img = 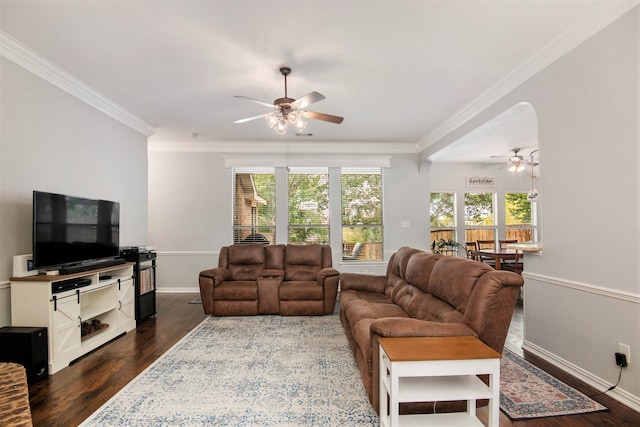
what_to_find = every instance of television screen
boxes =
[33,191,120,269]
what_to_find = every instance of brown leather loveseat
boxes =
[199,243,339,316]
[339,246,524,413]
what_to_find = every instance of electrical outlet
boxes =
[619,343,631,365]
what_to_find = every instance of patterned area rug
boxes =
[80,314,379,426]
[80,311,607,426]
[500,349,608,419]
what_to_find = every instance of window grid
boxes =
[288,167,330,245]
[341,168,383,261]
[232,167,276,245]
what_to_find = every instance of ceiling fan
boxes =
[234,67,344,134]
[506,148,538,172]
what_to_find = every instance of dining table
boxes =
[476,248,522,270]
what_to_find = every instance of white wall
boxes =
[147,150,429,290]
[427,7,640,408]
[0,58,149,327]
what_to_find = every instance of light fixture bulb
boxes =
[508,164,517,172]
[517,164,525,172]
[288,110,301,124]
[274,120,287,135]
[265,113,278,128]
[295,119,307,132]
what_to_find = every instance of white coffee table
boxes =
[379,336,501,427]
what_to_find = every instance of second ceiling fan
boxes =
[234,67,344,134]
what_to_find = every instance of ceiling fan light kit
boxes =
[235,66,343,135]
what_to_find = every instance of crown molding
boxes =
[0,30,155,137]
[418,0,640,152]
[223,155,392,168]
[147,140,418,154]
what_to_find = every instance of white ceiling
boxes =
[0,0,635,162]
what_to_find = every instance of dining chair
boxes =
[501,250,524,275]
[499,239,523,272]
[465,241,478,261]
[476,240,496,267]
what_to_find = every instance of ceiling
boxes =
[0,0,634,162]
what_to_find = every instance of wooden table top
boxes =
[379,336,501,362]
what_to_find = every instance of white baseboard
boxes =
[523,340,640,412]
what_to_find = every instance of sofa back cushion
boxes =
[265,244,285,270]
[386,247,421,279]
[284,244,323,281]
[227,244,266,281]
[404,252,442,294]
[428,256,492,313]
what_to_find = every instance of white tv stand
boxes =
[10,263,136,374]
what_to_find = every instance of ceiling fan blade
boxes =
[234,96,274,109]
[291,91,325,109]
[302,110,344,124]
[234,113,267,124]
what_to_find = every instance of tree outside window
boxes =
[465,192,496,241]
[430,192,456,244]
[505,193,533,242]
[288,168,329,244]
[341,168,383,261]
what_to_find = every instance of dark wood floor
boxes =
[28,293,640,426]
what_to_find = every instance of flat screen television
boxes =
[33,190,120,270]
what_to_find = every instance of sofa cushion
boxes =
[416,294,465,323]
[390,282,428,319]
[343,295,408,328]
[284,245,322,281]
[428,256,492,313]
[386,247,421,279]
[213,281,258,300]
[228,244,266,281]
[404,252,442,293]
[279,281,324,300]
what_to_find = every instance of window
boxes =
[288,167,329,244]
[341,168,383,261]
[505,193,533,242]
[430,192,456,245]
[465,192,496,242]
[232,167,275,244]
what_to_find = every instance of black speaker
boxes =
[0,326,48,383]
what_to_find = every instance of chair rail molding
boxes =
[0,30,155,137]
[522,272,640,304]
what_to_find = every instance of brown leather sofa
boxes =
[199,243,339,316]
[339,246,524,413]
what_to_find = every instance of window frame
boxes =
[341,167,384,262]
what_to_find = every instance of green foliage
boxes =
[252,174,276,226]
[465,193,495,225]
[288,172,329,242]
[342,173,383,244]
[430,192,455,227]
[505,193,531,224]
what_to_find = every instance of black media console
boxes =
[120,247,157,324]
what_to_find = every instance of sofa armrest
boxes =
[370,317,478,338]
[199,267,232,286]
[260,269,284,279]
[339,272,387,293]
[317,267,339,283]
